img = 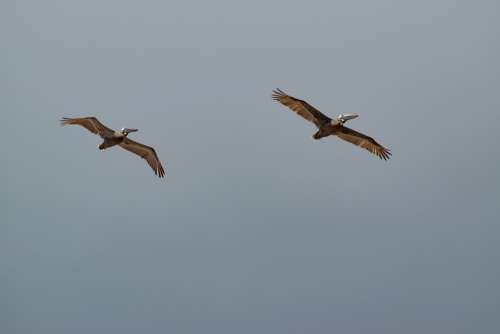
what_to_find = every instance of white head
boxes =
[120,128,138,136]
[336,113,359,124]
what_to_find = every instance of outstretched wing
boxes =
[119,138,166,178]
[335,126,391,160]
[272,89,331,128]
[60,117,115,138]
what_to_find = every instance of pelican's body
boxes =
[97,128,137,150]
[61,117,165,177]
[313,114,360,140]
[272,89,391,160]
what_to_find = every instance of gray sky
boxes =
[3,0,500,333]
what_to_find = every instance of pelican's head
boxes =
[336,113,359,124]
[121,128,138,136]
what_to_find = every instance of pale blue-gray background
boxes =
[3,0,499,333]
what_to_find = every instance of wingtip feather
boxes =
[60,117,71,126]
[272,88,287,100]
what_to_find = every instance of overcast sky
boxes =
[3,0,500,333]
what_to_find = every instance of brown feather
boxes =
[119,138,166,178]
[272,89,331,128]
[335,126,391,160]
[60,117,114,138]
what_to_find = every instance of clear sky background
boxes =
[3,0,500,333]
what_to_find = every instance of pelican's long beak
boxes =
[125,128,138,133]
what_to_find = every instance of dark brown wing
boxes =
[272,89,331,128]
[335,126,391,160]
[119,138,166,178]
[60,117,115,138]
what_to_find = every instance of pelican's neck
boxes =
[113,131,126,138]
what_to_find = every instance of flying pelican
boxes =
[60,117,166,177]
[272,89,391,160]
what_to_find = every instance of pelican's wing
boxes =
[119,138,166,178]
[272,89,331,128]
[335,126,391,160]
[60,117,115,138]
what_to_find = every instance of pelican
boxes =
[272,89,391,160]
[60,117,166,177]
